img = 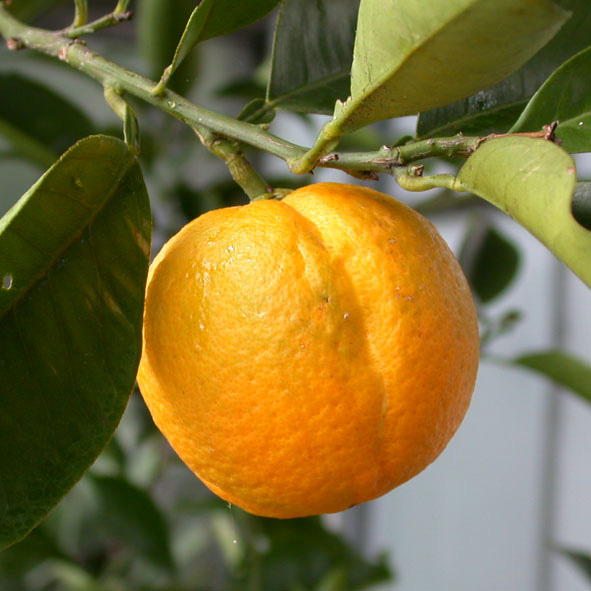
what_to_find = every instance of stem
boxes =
[393,166,458,192]
[72,0,88,28]
[0,6,305,162]
[114,0,131,15]
[195,129,272,201]
[288,118,343,174]
[104,85,140,153]
[0,6,562,183]
[63,9,133,39]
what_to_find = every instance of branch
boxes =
[0,6,563,184]
[194,128,273,201]
[0,5,305,163]
[63,9,133,39]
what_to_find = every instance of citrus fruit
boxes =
[138,182,479,518]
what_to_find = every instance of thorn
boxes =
[543,121,559,142]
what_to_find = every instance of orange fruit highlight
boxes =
[138,182,479,518]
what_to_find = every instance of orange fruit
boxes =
[138,182,479,518]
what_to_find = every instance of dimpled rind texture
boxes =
[138,183,479,518]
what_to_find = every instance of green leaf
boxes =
[136,0,197,93]
[237,514,392,590]
[510,46,591,152]
[455,137,591,286]
[266,0,359,114]
[555,547,591,580]
[192,0,280,43]
[460,223,520,303]
[514,351,590,402]
[0,526,66,578]
[237,98,276,125]
[0,136,151,550]
[573,182,591,231]
[417,0,591,138]
[153,0,280,94]
[0,73,94,167]
[333,0,568,133]
[88,475,174,571]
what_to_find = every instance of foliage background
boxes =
[0,1,589,590]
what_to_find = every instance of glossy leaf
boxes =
[455,137,591,286]
[89,475,174,571]
[510,47,591,152]
[514,351,590,402]
[237,98,276,125]
[266,0,358,114]
[417,0,590,138]
[333,0,568,133]
[573,182,591,230]
[0,136,151,550]
[136,0,197,92]
[0,73,93,167]
[154,0,280,92]
[460,223,520,303]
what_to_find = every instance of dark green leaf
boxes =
[153,0,280,92]
[0,526,65,578]
[234,514,392,590]
[266,0,358,114]
[514,350,590,401]
[510,46,591,153]
[555,547,591,580]
[573,182,591,230]
[237,98,276,125]
[336,0,567,133]
[89,475,174,571]
[136,0,198,92]
[417,99,525,139]
[0,73,94,167]
[192,0,280,43]
[460,223,520,303]
[417,0,591,138]
[456,137,590,286]
[6,0,67,21]
[0,135,151,550]
[217,78,266,102]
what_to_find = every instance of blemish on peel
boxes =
[343,312,350,320]
[566,167,576,174]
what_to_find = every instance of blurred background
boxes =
[0,1,589,590]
